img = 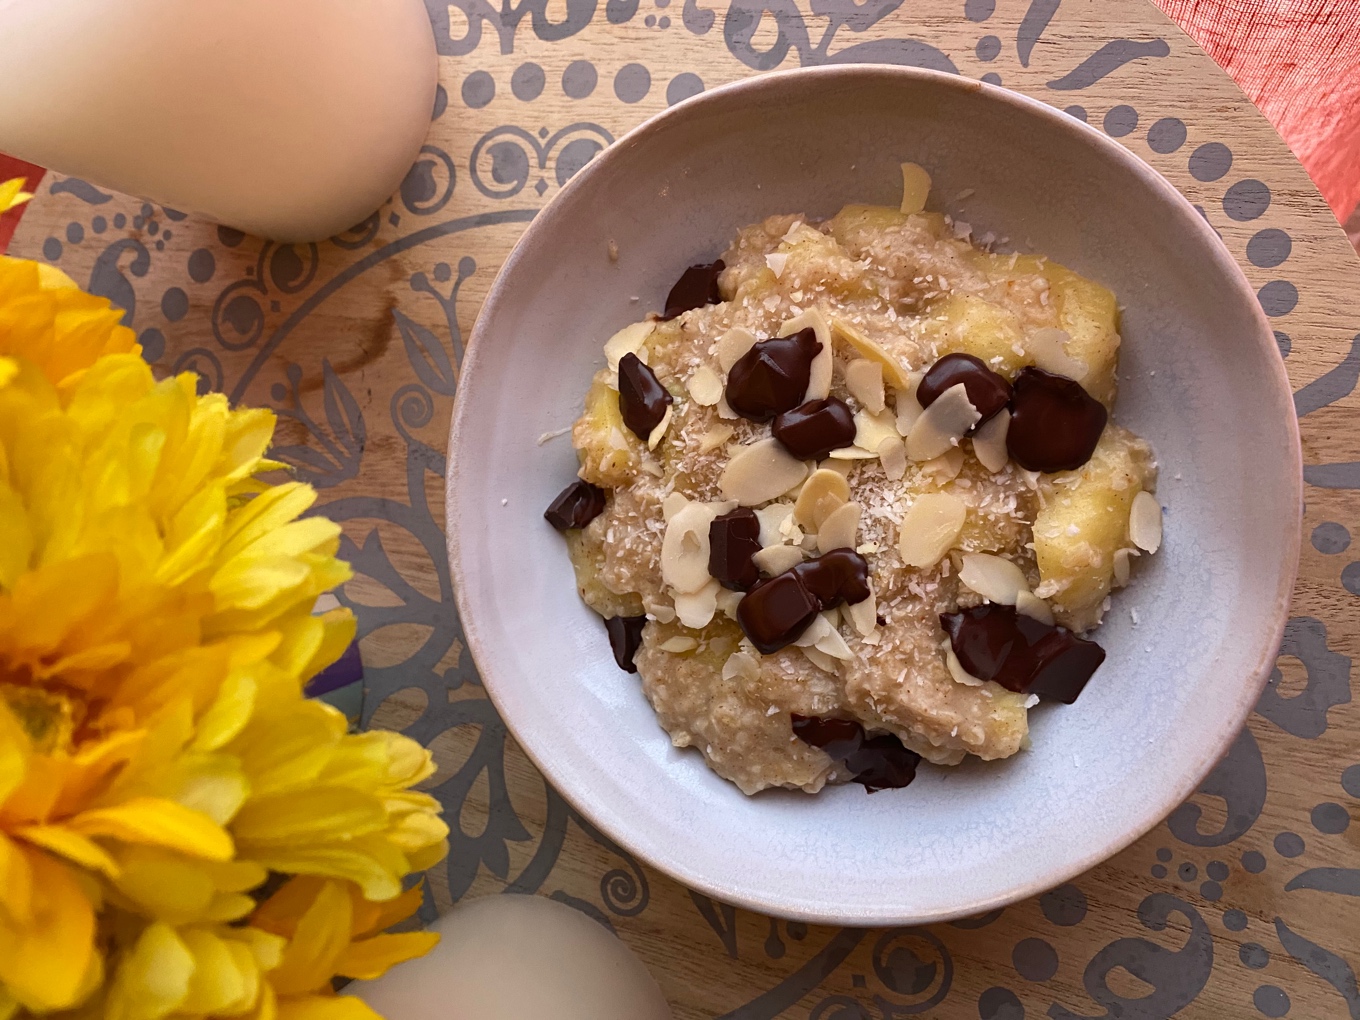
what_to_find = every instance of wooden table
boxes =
[12,1,1360,1015]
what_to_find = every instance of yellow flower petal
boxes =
[267,880,353,996]
[334,931,440,981]
[72,798,233,860]
[276,994,383,1020]
[0,849,96,1012]
[0,179,32,215]
[13,823,120,877]
[105,922,192,1020]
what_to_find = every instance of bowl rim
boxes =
[445,63,1303,924]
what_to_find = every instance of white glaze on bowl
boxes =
[446,66,1302,925]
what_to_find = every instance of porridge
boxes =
[544,165,1161,796]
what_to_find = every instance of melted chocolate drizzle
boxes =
[724,328,823,423]
[791,715,921,792]
[939,604,1106,704]
[917,352,1012,425]
[662,259,726,320]
[1006,367,1108,473]
[736,550,870,652]
[736,573,820,654]
[617,353,673,440]
[792,549,870,608]
[604,615,648,673]
[708,507,762,591]
[544,480,608,531]
[772,397,857,459]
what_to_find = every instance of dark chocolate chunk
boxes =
[544,480,607,531]
[604,615,648,673]
[793,549,870,607]
[662,259,725,320]
[772,397,857,460]
[725,328,823,423]
[617,353,674,440]
[939,603,1106,704]
[791,715,921,792]
[916,353,1012,426]
[708,507,762,591]
[736,572,820,654]
[1006,367,1108,473]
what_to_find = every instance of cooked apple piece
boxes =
[565,527,645,619]
[1032,426,1156,630]
[924,293,1027,377]
[573,371,639,487]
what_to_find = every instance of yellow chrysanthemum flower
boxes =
[0,257,448,1019]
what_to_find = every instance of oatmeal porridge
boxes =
[544,165,1161,796]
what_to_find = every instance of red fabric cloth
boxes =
[1153,0,1360,222]
[0,155,43,255]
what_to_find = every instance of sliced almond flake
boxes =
[698,423,735,453]
[659,636,699,653]
[715,588,745,620]
[1027,327,1089,382]
[847,583,878,637]
[845,359,885,414]
[661,501,719,593]
[639,456,665,478]
[972,410,1010,472]
[828,445,878,460]
[907,382,980,461]
[894,372,926,434]
[755,502,796,547]
[817,500,860,554]
[662,492,690,521]
[830,317,912,389]
[715,326,760,372]
[815,623,853,661]
[686,365,724,406]
[853,408,900,454]
[900,161,932,215]
[604,320,656,373]
[1112,547,1140,588]
[959,553,1030,605]
[801,645,840,674]
[793,468,850,530]
[781,220,805,242]
[781,308,833,401]
[753,544,804,575]
[944,642,984,686]
[644,594,677,624]
[919,447,965,484]
[716,394,739,420]
[898,491,966,568]
[766,704,780,717]
[719,438,810,506]
[794,611,836,648]
[818,458,853,479]
[722,650,760,682]
[765,252,789,278]
[673,579,720,629]
[856,542,880,555]
[1129,490,1163,553]
[800,532,820,553]
[1023,693,1040,709]
[647,403,673,450]
[1015,590,1055,625]
[878,437,908,481]
[778,511,805,545]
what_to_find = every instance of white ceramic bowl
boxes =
[446,66,1301,925]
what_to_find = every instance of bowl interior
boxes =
[447,67,1300,924]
